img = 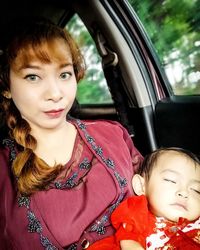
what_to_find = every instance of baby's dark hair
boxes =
[137,147,200,181]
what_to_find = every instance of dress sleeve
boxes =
[119,123,144,172]
[79,119,143,175]
[0,147,12,249]
[107,120,143,173]
[112,195,156,248]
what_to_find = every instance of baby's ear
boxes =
[132,174,145,195]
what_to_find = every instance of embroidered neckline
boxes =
[3,118,127,250]
[49,133,94,190]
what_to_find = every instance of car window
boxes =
[128,0,200,96]
[65,14,113,104]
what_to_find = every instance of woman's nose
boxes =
[45,80,63,102]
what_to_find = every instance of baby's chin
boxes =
[152,207,197,222]
[159,216,179,223]
[156,211,188,223]
[163,213,196,223]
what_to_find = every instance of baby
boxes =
[89,147,200,249]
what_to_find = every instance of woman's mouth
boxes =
[44,109,64,118]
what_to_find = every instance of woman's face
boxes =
[9,38,77,133]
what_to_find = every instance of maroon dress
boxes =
[0,118,143,250]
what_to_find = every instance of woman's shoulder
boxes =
[77,119,127,135]
[0,139,13,175]
[72,118,135,151]
[0,142,13,195]
[0,139,10,157]
[79,118,120,125]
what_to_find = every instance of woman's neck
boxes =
[32,121,77,167]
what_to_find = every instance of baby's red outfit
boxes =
[89,195,200,249]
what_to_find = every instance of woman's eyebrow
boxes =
[18,64,41,71]
[18,62,73,71]
[59,62,73,68]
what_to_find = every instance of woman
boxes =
[0,17,143,249]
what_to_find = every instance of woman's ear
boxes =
[2,91,11,99]
[132,174,146,195]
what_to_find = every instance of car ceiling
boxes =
[0,0,72,32]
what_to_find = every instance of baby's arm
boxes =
[120,240,144,250]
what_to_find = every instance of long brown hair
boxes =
[0,17,85,196]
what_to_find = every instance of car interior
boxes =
[0,0,200,158]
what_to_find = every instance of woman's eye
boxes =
[164,178,176,184]
[24,74,39,82]
[60,72,71,80]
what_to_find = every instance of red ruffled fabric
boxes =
[89,195,200,250]
[88,195,156,249]
[112,195,156,247]
[167,229,200,249]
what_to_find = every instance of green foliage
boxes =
[66,15,113,104]
[76,77,112,104]
[66,2,200,98]
[129,0,200,95]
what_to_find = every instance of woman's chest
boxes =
[2,162,119,249]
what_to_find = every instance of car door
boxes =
[77,0,200,157]
[117,0,200,157]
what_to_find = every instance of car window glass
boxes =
[65,14,113,104]
[128,0,200,96]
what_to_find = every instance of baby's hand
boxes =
[120,240,144,250]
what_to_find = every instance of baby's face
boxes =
[145,151,200,222]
